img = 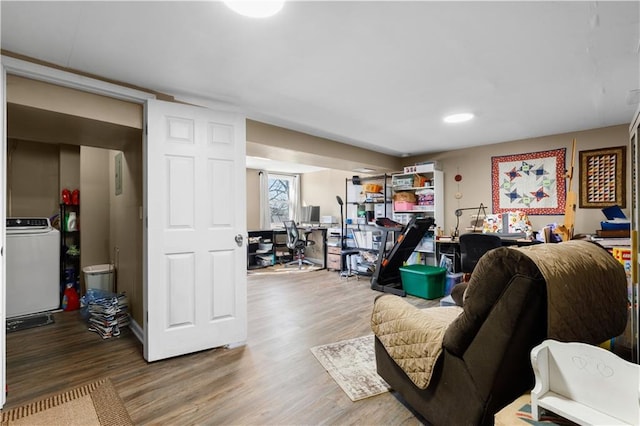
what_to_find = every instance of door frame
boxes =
[2,56,155,104]
[0,55,155,408]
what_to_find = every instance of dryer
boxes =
[6,218,60,318]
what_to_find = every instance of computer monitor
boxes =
[309,206,320,223]
[302,205,320,224]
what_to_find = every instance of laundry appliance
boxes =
[6,218,60,318]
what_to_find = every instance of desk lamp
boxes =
[454,203,487,237]
[336,195,345,249]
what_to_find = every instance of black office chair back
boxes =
[283,220,301,250]
[459,233,502,274]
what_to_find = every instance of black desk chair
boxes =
[283,220,316,269]
[459,233,502,280]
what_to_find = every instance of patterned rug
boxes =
[1,378,132,425]
[310,334,390,401]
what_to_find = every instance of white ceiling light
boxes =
[224,1,285,18]
[443,113,475,124]
[353,167,376,173]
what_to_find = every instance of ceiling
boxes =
[1,1,639,163]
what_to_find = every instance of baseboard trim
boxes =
[129,318,143,343]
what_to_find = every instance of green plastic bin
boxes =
[399,264,447,299]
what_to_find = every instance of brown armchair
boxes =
[371,240,627,425]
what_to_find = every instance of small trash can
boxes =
[83,264,114,292]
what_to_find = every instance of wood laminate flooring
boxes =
[5,269,439,425]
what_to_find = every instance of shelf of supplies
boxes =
[395,208,435,213]
[348,201,390,205]
[393,185,434,191]
[414,187,436,193]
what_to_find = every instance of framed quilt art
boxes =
[578,146,626,208]
[491,148,566,215]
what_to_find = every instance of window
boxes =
[268,173,295,227]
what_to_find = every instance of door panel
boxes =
[145,99,246,362]
[0,54,7,409]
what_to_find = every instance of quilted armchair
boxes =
[371,240,627,425]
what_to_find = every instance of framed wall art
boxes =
[579,146,626,208]
[491,148,566,215]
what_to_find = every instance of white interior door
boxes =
[0,47,7,409]
[144,99,247,361]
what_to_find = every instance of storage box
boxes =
[601,221,630,231]
[394,177,414,187]
[399,264,446,299]
[258,242,273,251]
[256,254,273,267]
[393,213,413,225]
[363,183,383,193]
[612,247,632,277]
[394,201,416,211]
[413,175,428,187]
[445,272,464,296]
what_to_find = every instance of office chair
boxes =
[283,220,316,269]
[459,233,502,280]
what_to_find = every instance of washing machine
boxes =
[6,218,60,318]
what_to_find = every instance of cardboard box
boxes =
[612,247,632,277]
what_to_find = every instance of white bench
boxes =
[530,339,640,425]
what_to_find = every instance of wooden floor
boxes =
[5,269,439,425]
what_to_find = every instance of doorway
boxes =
[6,82,144,330]
[1,57,249,409]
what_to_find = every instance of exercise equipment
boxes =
[370,216,436,296]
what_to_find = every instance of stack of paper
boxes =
[86,293,130,339]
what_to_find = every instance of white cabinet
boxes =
[391,163,444,265]
[391,164,443,228]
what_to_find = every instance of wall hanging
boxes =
[578,145,626,208]
[491,148,566,215]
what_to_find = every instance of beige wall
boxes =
[247,120,402,174]
[7,139,60,217]
[300,169,355,222]
[80,146,111,282]
[409,125,629,235]
[246,169,261,230]
[7,75,143,130]
[249,124,630,238]
[109,144,143,323]
[59,145,80,199]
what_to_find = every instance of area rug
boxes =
[0,378,133,426]
[310,334,390,401]
[247,263,322,275]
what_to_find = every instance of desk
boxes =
[303,228,327,268]
[436,238,541,274]
[272,227,328,268]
